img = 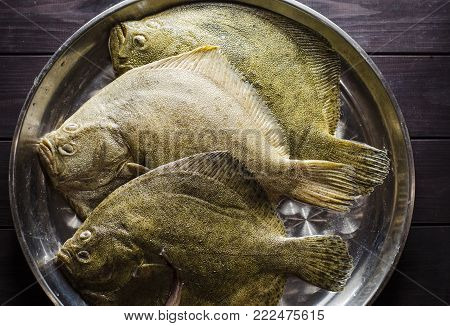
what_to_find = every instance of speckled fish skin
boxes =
[57,223,175,305]
[57,152,353,305]
[38,46,360,220]
[109,2,390,195]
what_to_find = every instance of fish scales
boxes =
[110,2,390,196]
[38,46,360,220]
[57,152,353,305]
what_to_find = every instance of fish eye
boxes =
[76,250,91,263]
[79,230,91,241]
[132,35,147,49]
[63,123,79,133]
[58,143,75,156]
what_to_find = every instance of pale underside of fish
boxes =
[38,46,360,221]
[109,2,390,196]
[57,152,353,305]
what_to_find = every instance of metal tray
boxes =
[9,0,414,306]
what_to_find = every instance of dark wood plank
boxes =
[0,0,449,54]
[372,56,450,138]
[0,229,52,305]
[0,0,447,309]
[412,140,450,224]
[0,142,12,228]
[0,56,49,139]
[0,226,446,305]
[374,226,450,305]
[1,140,450,226]
[2,55,450,139]
[0,0,121,54]
[303,0,450,54]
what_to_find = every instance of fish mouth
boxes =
[115,64,134,75]
[116,23,127,41]
[117,64,133,70]
[37,137,58,176]
[56,248,73,272]
[109,24,135,74]
[109,23,127,54]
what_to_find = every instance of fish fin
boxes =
[132,262,168,279]
[228,274,286,305]
[161,151,286,234]
[65,196,93,221]
[324,94,341,136]
[98,260,174,305]
[323,135,390,194]
[121,162,150,177]
[281,23,342,135]
[150,151,285,232]
[316,49,341,135]
[156,151,274,213]
[158,248,184,306]
[166,273,183,306]
[144,46,290,158]
[281,235,353,292]
[81,290,116,305]
[272,160,359,212]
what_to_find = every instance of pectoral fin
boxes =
[81,289,116,305]
[132,262,168,279]
[166,277,183,306]
[159,248,183,306]
[122,259,174,305]
[120,162,150,178]
[66,196,95,221]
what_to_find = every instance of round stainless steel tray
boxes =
[9,0,414,306]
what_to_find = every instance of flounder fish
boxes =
[57,224,176,305]
[38,46,359,220]
[109,2,390,195]
[57,152,353,305]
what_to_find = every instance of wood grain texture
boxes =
[0,230,52,305]
[0,56,49,139]
[1,140,449,226]
[372,56,450,138]
[374,226,450,305]
[0,0,121,54]
[1,0,449,307]
[0,0,450,54]
[302,0,450,54]
[0,226,447,305]
[0,142,11,227]
[412,140,450,224]
[1,55,449,139]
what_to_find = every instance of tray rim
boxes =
[9,0,415,306]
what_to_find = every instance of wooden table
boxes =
[1,0,449,305]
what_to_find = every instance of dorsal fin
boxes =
[279,23,341,134]
[153,151,271,212]
[228,274,285,305]
[142,46,290,158]
[154,152,285,235]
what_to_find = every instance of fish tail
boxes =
[278,236,353,292]
[330,138,390,194]
[271,159,359,212]
[306,133,390,195]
